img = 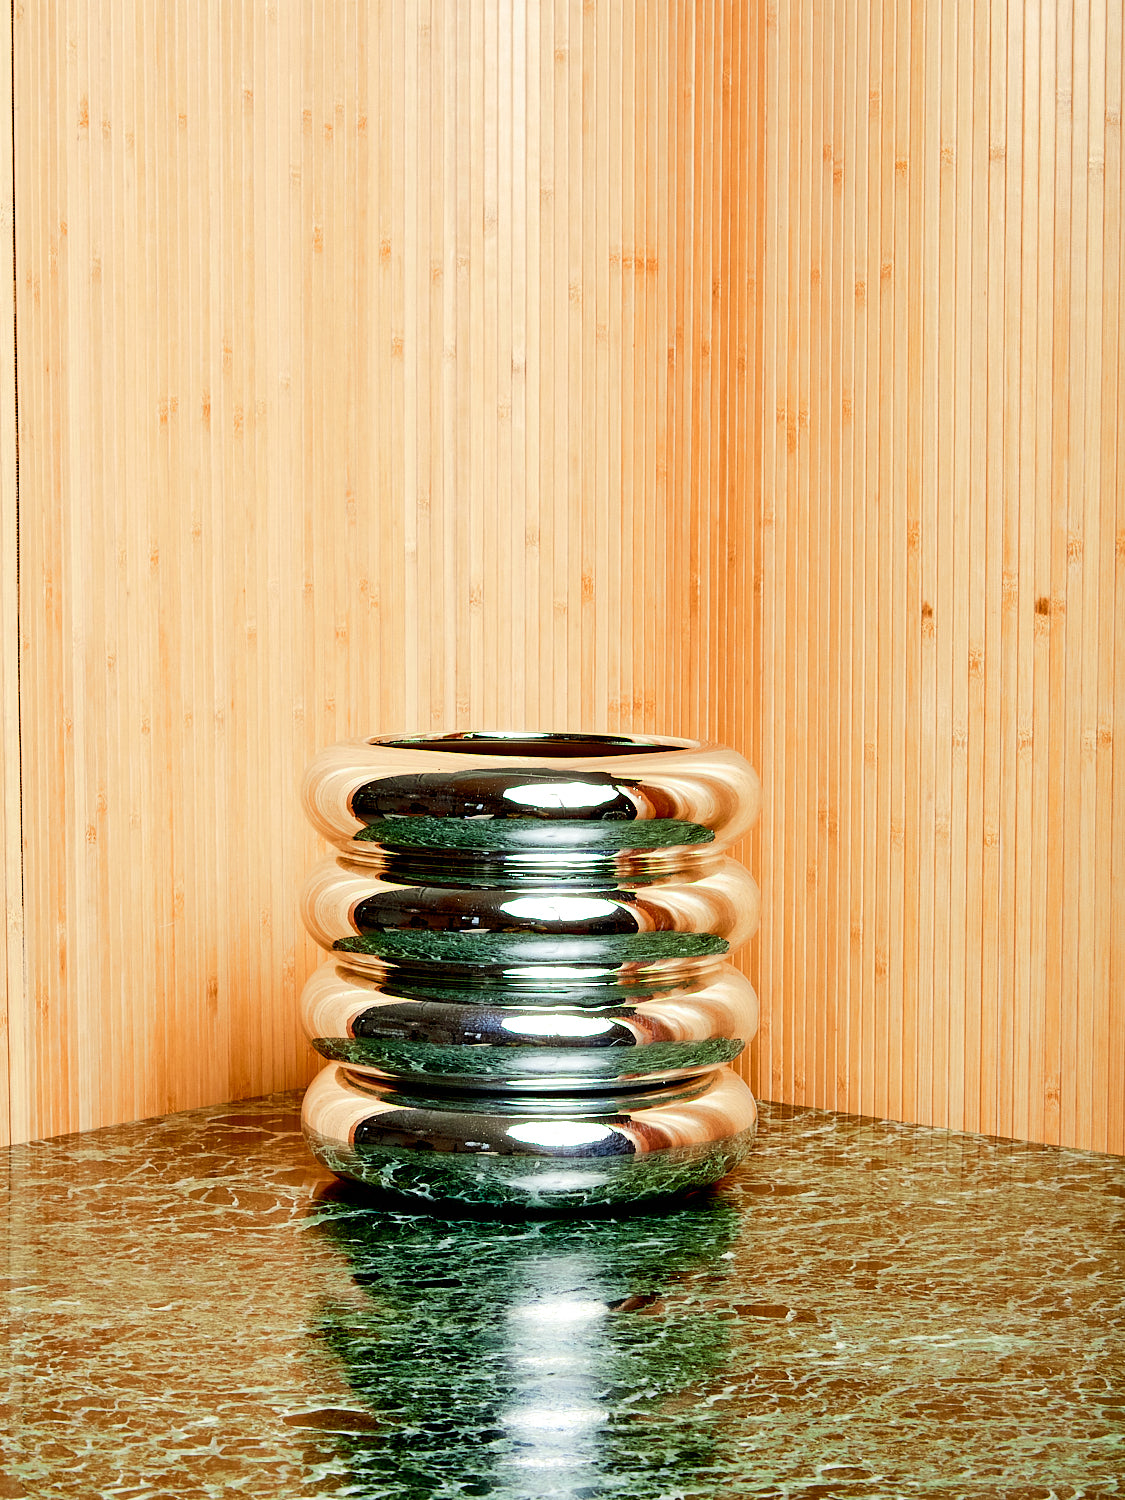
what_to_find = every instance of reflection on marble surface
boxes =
[307,1192,739,1496]
[2,1094,1123,1499]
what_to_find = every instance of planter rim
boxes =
[367,729,706,759]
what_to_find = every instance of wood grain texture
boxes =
[3,1,1122,1154]
[0,0,19,1146]
[755,0,1125,1153]
[6,1,756,1142]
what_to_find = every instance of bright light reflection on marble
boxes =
[497,1257,616,1494]
[506,1298,609,1325]
[502,1406,609,1431]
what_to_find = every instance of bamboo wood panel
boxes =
[5,0,1122,1155]
[6,2,757,1143]
[0,5,18,1146]
[755,0,1125,1152]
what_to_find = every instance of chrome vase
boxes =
[299,731,761,1211]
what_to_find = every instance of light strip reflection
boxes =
[500,1259,614,1494]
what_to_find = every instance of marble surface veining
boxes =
[2,1095,1123,1499]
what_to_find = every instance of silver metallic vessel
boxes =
[299,731,762,1210]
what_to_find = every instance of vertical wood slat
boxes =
[754,0,1125,1154]
[5,2,755,1144]
[0,0,19,1145]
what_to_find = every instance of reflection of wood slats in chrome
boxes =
[2,2,1122,1155]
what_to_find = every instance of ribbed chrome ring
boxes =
[300,854,761,967]
[300,956,759,1091]
[302,732,761,859]
[302,1062,758,1210]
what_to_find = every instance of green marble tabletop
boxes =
[2,1093,1122,1500]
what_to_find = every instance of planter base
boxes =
[302,1063,758,1211]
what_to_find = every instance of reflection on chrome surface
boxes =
[301,1065,758,1209]
[303,733,761,854]
[300,732,762,1205]
[501,779,625,809]
[300,854,760,948]
[300,956,759,1091]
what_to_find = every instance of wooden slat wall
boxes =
[4,1,1121,1154]
[755,0,1125,1153]
[6,2,757,1143]
[0,2,19,1146]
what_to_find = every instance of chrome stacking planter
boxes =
[299,731,762,1211]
